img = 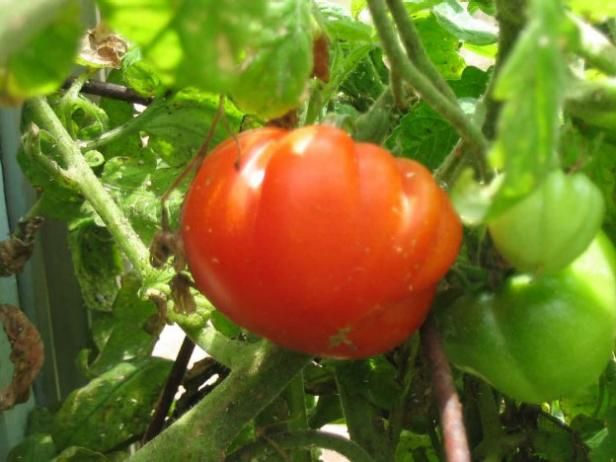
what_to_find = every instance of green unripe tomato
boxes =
[488,170,604,274]
[436,233,616,404]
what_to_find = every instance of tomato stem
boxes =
[367,0,489,156]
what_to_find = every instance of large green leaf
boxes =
[143,88,243,166]
[0,0,83,104]
[386,67,488,169]
[97,0,267,92]
[83,276,158,377]
[52,358,172,452]
[230,0,313,119]
[68,221,124,312]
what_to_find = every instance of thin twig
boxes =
[421,322,471,462]
[141,335,195,443]
[61,77,153,106]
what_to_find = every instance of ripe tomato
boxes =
[181,125,461,358]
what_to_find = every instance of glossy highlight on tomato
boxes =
[181,125,462,358]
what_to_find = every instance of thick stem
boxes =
[26,97,152,278]
[385,0,457,103]
[367,0,488,156]
[129,342,310,461]
[226,430,376,462]
[421,322,471,462]
[565,78,616,125]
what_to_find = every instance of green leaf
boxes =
[97,0,267,93]
[414,14,466,80]
[52,358,172,452]
[52,447,108,462]
[83,276,158,377]
[121,48,164,98]
[230,0,313,119]
[433,0,498,45]
[395,430,439,462]
[100,153,183,242]
[387,102,460,169]
[386,67,488,169]
[404,0,443,14]
[0,0,83,104]
[567,0,616,21]
[318,2,374,42]
[468,0,495,15]
[589,407,616,461]
[68,221,124,312]
[7,433,56,462]
[351,0,368,17]
[487,0,567,216]
[144,89,243,166]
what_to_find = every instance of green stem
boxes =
[335,361,394,461]
[26,97,152,279]
[385,0,457,103]
[179,324,252,369]
[129,342,310,461]
[81,102,160,151]
[226,430,376,462]
[569,14,616,75]
[285,372,312,462]
[367,0,488,156]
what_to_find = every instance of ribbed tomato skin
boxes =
[181,125,461,358]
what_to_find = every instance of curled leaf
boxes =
[0,216,44,277]
[0,305,45,411]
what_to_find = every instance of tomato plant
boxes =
[182,125,462,358]
[488,169,605,274]
[436,233,616,403]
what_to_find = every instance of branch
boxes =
[421,322,471,462]
[226,430,376,462]
[62,77,154,106]
[385,0,457,103]
[25,97,152,279]
[570,14,616,75]
[129,342,310,461]
[141,336,195,443]
[366,0,488,156]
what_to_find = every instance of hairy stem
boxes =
[226,430,376,462]
[367,0,488,155]
[26,97,152,278]
[130,342,310,461]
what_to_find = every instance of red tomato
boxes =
[181,125,461,358]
